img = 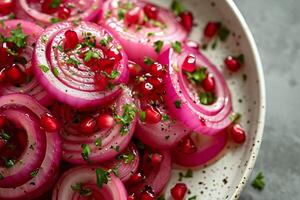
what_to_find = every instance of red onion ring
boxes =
[32,21,129,108]
[172,131,228,167]
[103,144,140,182]
[127,149,171,196]
[99,0,187,67]
[59,87,137,164]
[0,20,52,106]
[158,46,233,135]
[52,166,127,200]
[135,101,190,149]
[0,94,61,200]
[15,0,103,26]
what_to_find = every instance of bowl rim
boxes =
[224,0,266,199]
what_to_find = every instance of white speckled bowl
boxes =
[153,0,266,199]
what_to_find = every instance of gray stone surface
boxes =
[234,0,300,199]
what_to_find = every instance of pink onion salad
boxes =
[126,144,172,198]
[33,21,129,108]
[98,0,187,67]
[52,166,127,200]
[0,20,53,106]
[172,131,228,167]
[15,0,103,26]
[158,45,233,135]
[53,87,138,164]
[0,94,61,200]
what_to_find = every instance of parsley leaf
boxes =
[81,144,91,162]
[52,67,59,77]
[175,100,182,109]
[50,17,61,24]
[185,68,207,84]
[153,40,164,53]
[118,9,126,20]
[39,64,49,73]
[140,111,146,122]
[229,112,241,123]
[71,183,93,196]
[30,169,39,178]
[178,169,193,181]
[252,172,265,190]
[199,92,216,105]
[94,138,102,147]
[84,50,100,62]
[7,24,27,48]
[171,41,182,53]
[114,104,137,135]
[50,0,61,8]
[96,168,110,188]
[117,152,135,164]
[171,0,185,16]
[4,158,15,168]
[218,24,230,41]
[67,57,81,67]
[100,36,113,46]
[144,57,154,66]
[188,196,197,200]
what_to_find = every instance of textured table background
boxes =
[233,0,300,199]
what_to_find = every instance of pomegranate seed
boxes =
[5,65,23,84]
[106,49,122,62]
[96,114,114,129]
[0,0,13,15]
[139,81,154,95]
[171,183,188,200]
[149,62,165,77]
[41,0,59,14]
[0,115,6,129]
[127,194,135,200]
[148,77,163,88]
[143,3,158,20]
[125,7,140,25]
[98,57,116,69]
[129,172,144,184]
[0,69,6,83]
[144,107,161,124]
[0,45,14,68]
[150,153,163,167]
[40,113,59,132]
[128,61,142,77]
[202,74,215,92]
[140,191,155,200]
[180,11,194,32]
[186,40,200,50]
[80,117,97,134]
[182,54,196,72]
[94,73,108,90]
[231,124,246,144]
[58,6,71,20]
[178,136,197,154]
[204,22,219,38]
[224,56,241,72]
[64,30,79,51]
[0,138,5,149]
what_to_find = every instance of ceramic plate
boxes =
[152,0,266,199]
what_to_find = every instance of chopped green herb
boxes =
[0,173,3,180]
[108,70,119,79]
[50,17,61,24]
[252,172,265,190]
[140,111,146,122]
[117,152,135,164]
[211,39,218,49]
[153,40,164,53]
[71,183,93,196]
[157,195,166,200]
[30,169,39,177]
[229,112,241,123]
[96,168,110,188]
[171,0,185,16]
[50,0,61,8]
[111,145,120,152]
[52,67,59,77]
[218,25,230,41]
[162,114,170,121]
[8,13,15,19]
[199,92,216,105]
[185,68,207,84]
[188,195,197,200]
[201,44,208,50]
[5,159,15,168]
[151,20,167,29]
[57,45,63,52]
[114,104,137,135]
[171,41,182,53]
[67,57,81,67]
[84,50,100,62]
[144,57,154,66]
[94,138,102,147]
[178,169,193,181]
[147,32,155,37]
[0,132,10,140]
[175,100,182,108]
[7,24,27,48]
[236,54,245,65]
[39,64,49,73]
[99,36,113,46]
[118,9,126,20]
[81,144,91,162]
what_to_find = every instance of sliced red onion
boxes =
[99,0,187,67]
[0,94,61,200]
[103,144,139,182]
[172,131,228,167]
[32,21,129,108]
[127,149,171,196]
[52,166,127,200]
[15,0,103,26]
[0,20,52,106]
[135,101,190,149]
[59,87,137,164]
[158,46,233,135]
